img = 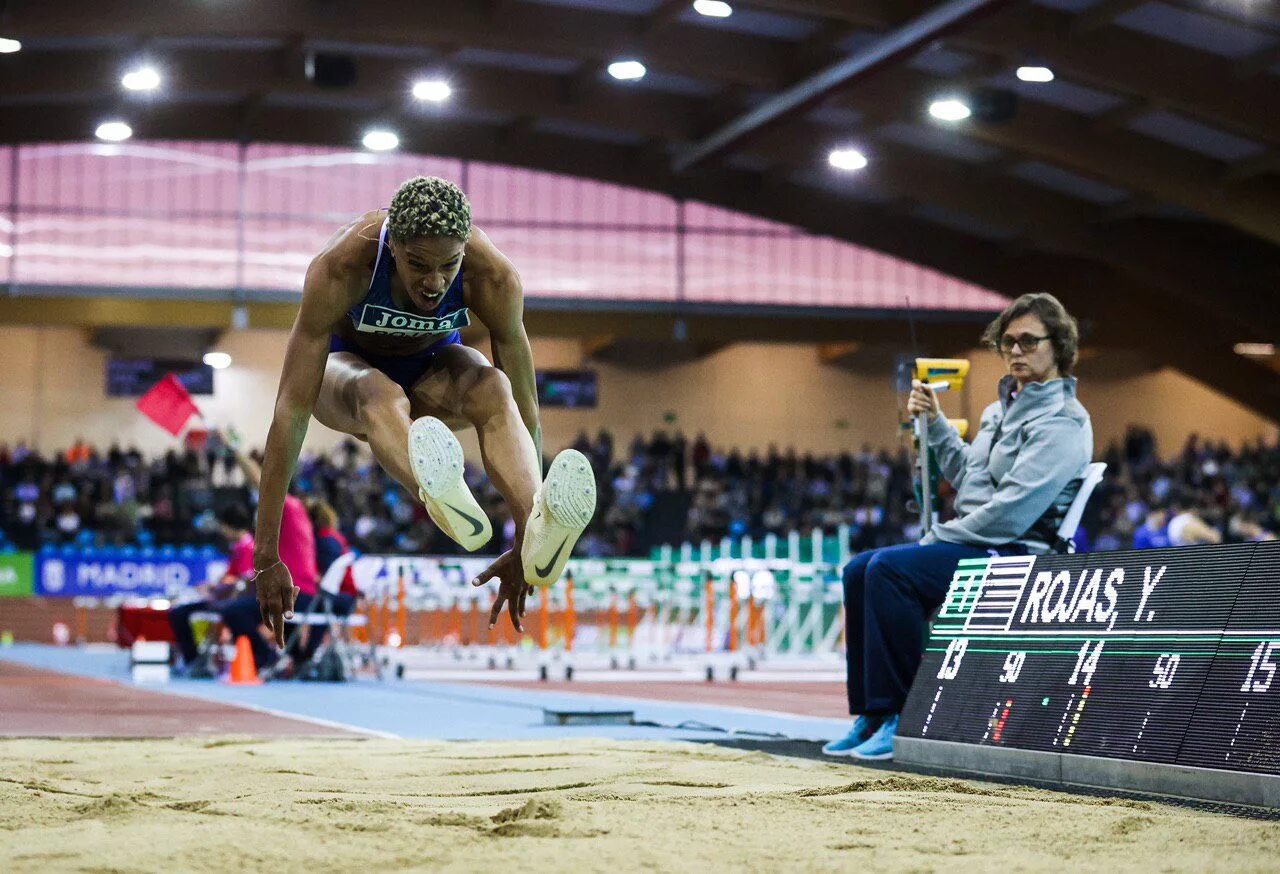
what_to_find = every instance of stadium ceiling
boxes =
[3,0,1280,415]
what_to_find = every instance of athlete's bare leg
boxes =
[408,345,540,532]
[312,352,419,494]
[313,347,539,533]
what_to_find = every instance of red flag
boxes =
[135,374,201,436]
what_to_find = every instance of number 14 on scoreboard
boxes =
[1068,640,1104,686]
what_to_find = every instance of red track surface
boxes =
[494,680,850,719]
[0,662,359,737]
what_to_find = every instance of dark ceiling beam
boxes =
[743,1,1280,145]
[4,0,792,90]
[0,51,704,142]
[1165,0,1280,35]
[640,0,691,35]
[16,0,1278,150]
[824,70,1280,247]
[958,101,1280,247]
[1067,0,1145,35]
[740,0,891,28]
[1088,98,1159,133]
[1234,43,1280,79]
[959,6,1280,145]
[1223,151,1280,185]
[1093,196,1158,225]
[672,0,1009,172]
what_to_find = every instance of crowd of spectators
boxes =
[2,424,1276,557]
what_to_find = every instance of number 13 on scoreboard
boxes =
[937,638,968,680]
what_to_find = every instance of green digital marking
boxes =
[925,647,1223,657]
[1041,697,1050,706]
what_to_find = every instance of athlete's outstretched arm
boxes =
[467,229,543,469]
[252,229,364,644]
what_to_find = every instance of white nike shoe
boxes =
[408,416,492,552]
[521,449,597,588]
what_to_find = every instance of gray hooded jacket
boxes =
[920,375,1093,554]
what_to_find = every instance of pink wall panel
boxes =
[239,218,336,291]
[243,146,463,220]
[13,213,239,288]
[6,141,1006,312]
[682,231,1008,310]
[0,146,10,284]
[484,225,676,301]
[469,162,676,227]
[16,142,241,214]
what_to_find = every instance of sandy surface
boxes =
[1,738,1277,873]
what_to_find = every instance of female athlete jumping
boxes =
[251,176,595,643]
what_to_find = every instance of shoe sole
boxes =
[521,449,596,588]
[408,416,492,552]
[849,749,894,761]
[820,746,862,758]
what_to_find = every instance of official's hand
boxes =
[907,379,942,421]
[472,549,534,634]
[254,561,300,648]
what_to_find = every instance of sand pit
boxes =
[2,738,1277,872]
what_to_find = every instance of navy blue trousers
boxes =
[842,542,1021,716]
[221,592,316,670]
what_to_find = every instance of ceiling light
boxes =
[928,98,971,122]
[607,60,647,81]
[412,79,452,102]
[95,121,133,142]
[121,65,162,92]
[693,0,733,17]
[362,129,399,151]
[1016,65,1054,83]
[203,352,232,370]
[828,147,868,171]
[1234,342,1276,357]
[0,37,21,54]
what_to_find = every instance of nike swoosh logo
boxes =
[444,502,484,537]
[535,538,570,578]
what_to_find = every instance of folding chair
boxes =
[262,552,379,681]
[1052,462,1107,554]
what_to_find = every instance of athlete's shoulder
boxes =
[464,226,521,289]
[314,209,386,277]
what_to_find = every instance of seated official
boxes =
[295,497,359,666]
[169,504,254,675]
[210,432,321,674]
[824,292,1094,761]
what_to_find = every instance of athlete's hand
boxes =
[472,550,534,634]
[907,379,942,421]
[254,561,300,648]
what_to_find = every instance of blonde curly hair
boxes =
[387,175,472,243]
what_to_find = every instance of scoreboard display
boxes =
[536,370,597,408]
[898,542,1280,776]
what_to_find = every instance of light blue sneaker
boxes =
[821,715,879,757]
[850,714,899,760]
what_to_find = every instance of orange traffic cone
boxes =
[227,635,262,685]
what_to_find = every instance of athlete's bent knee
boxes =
[352,369,410,423]
[461,366,513,416]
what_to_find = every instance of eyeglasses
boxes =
[998,333,1050,354]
